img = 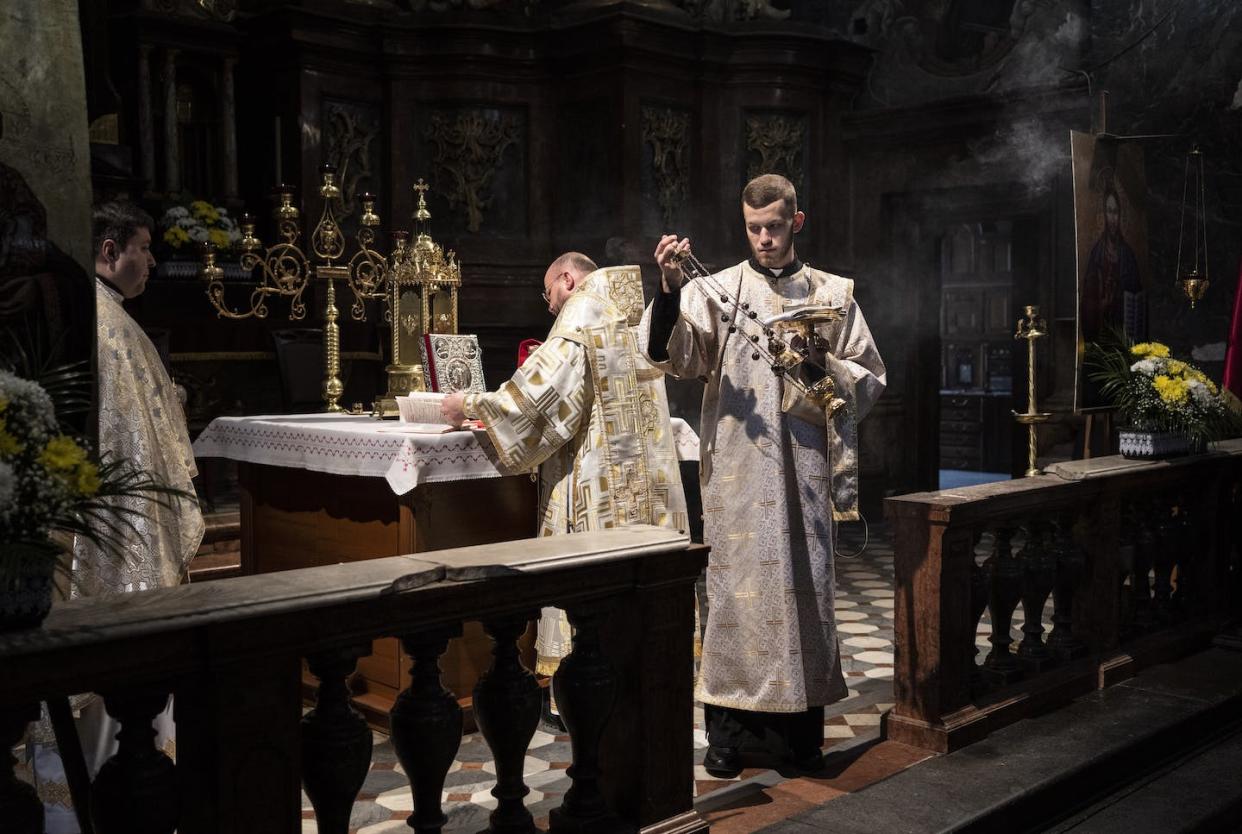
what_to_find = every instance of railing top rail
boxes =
[0,526,689,661]
[885,440,1242,523]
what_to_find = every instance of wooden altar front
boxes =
[196,412,701,728]
[238,461,538,728]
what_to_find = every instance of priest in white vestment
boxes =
[30,203,202,832]
[441,252,689,724]
[641,175,886,777]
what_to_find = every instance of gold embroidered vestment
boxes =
[465,266,689,672]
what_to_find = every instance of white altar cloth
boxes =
[193,413,700,496]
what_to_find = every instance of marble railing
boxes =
[884,440,1242,753]
[0,526,707,834]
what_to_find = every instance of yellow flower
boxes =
[191,201,219,223]
[75,462,100,496]
[1166,359,1188,376]
[0,424,23,456]
[0,394,8,413]
[164,226,190,248]
[208,228,231,249]
[1131,342,1170,359]
[1153,374,1188,405]
[39,435,88,473]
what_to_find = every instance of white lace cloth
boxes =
[193,413,700,495]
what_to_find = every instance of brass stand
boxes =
[1013,305,1050,477]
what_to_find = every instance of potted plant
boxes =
[0,368,189,630]
[1086,332,1236,459]
[158,200,242,278]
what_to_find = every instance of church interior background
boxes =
[3,0,1242,832]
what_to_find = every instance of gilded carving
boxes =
[324,102,379,223]
[745,113,805,190]
[641,105,690,229]
[424,109,521,233]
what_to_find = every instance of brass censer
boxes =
[670,249,847,415]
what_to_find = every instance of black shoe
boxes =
[703,745,743,778]
[541,689,566,734]
[787,747,824,773]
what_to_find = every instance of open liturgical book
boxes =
[394,392,484,434]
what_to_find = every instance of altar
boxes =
[193,413,700,725]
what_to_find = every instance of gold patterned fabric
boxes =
[641,261,885,712]
[465,266,688,673]
[73,282,204,597]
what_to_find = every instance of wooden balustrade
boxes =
[884,440,1242,753]
[0,526,707,834]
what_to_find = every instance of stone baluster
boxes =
[967,530,992,696]
[90,689,177,834]
[550,601,617,833]
[1017,520,1057,673]
[1151,497,1178,623]
[1047,513,1087,660]
[1170,496,1194,614]
[0,704,42,834]
[983,525,1023,686]
[391,627,464,834]
[301,644,374,834]
[1131,501,1157,633]
[474,614,542,834]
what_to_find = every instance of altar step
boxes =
[758,646,1242,833]
[189,509,242,581]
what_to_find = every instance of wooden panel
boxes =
[241,463,539,725]
[942,290,983,338]
[246,467,400,574]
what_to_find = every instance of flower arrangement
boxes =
[160,200,241,254]
[0,368,188,591]
[1086,332,1236,448]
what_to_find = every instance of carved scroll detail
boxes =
[745,113,805,189]
[324,102,379,223]
[642,105,690,229]
[424,110,521,233]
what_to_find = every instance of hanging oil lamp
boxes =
[1175,147,1209,308]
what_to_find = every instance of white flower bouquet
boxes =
[160,200,242,254]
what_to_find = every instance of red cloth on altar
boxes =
[518,338,542,368]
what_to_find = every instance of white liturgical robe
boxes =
[641,260,886,713]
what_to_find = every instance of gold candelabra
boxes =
[202,169,462,416]
[1013,305,1050,477]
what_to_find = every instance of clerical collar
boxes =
[95,274,125,300]
[748,256,802,280]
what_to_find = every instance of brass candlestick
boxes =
[1013,305,1051,477]
[202,166,391,413]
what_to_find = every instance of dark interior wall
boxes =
[824,0,1242,499]
[79,0,1242,510]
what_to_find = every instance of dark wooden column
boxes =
[598,547,708,833]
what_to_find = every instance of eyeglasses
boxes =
[541,271,569,304]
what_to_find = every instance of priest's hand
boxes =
[440,392,467,428]
[655,234,691,293]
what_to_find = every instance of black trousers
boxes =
[705,703,825,758]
